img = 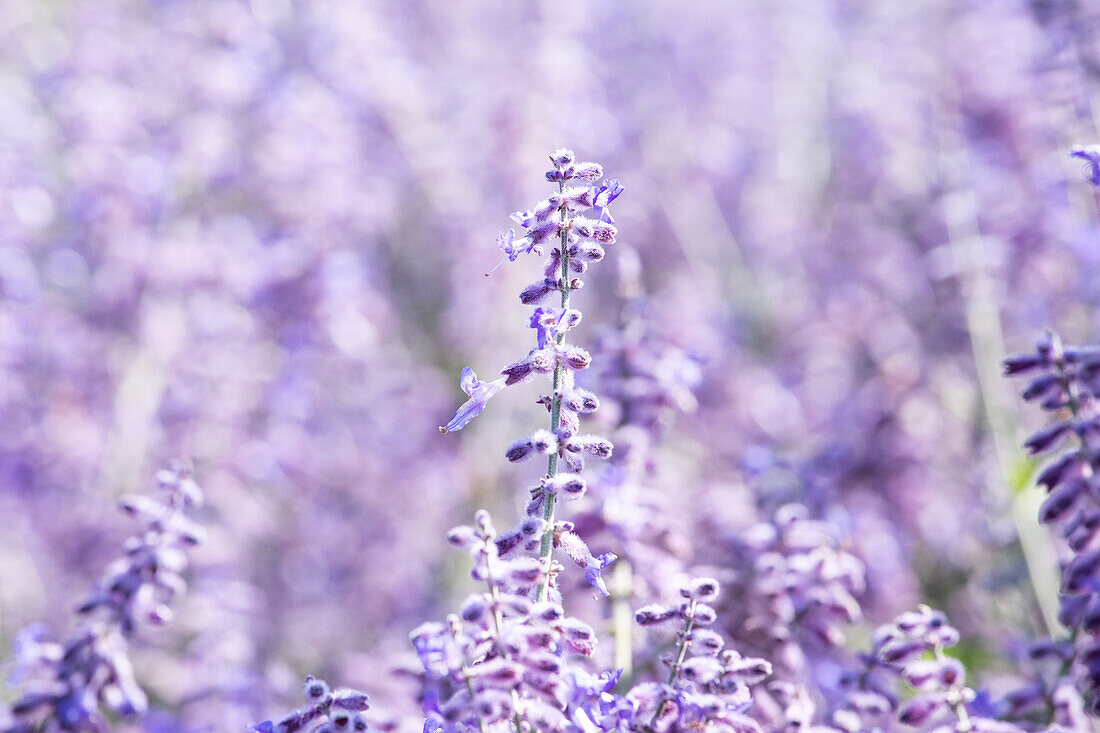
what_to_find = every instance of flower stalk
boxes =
[537,175,573,602]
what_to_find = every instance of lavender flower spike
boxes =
[1070,145,1100,186]
[439,367,506,433]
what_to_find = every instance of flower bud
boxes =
[592,224,616,243]
[543,474,587,498]
[519,278,557,305]
[1024,421,1071,454]
[501,357,535,386]
[575,242,605,261]
[460,594,491,625]
[573,162,604,182]
[502,558,543,587]
[551,149,575,167]
[689,628,725,656]
[534,196,563,221]
[505,432,553,462]
[683,577,721,602]
[562,186,594,207]
[690,603,717,626]
[681,656,722,684]
[303,676,330,702]
[558,344,592,370]
[560,618,596,655]
[897,694,947,726]
[568,434,612,459]
[564,388,599,413]
[633,603,673,625]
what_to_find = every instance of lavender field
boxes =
[4,1,1100,731]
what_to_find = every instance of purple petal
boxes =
[459,366,479,396]
[1071,146,1100,186]
[584,552,618,597]
[440,371,506,433]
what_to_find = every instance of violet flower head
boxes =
[439,367,506,433]
[1070,145,1100,186]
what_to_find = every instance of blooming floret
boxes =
[1071,145,1100,186]
[438,367,506,433]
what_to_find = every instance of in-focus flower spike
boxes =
[439,367,506,434]
[1070,145,1100,186]
[418,151,632,733]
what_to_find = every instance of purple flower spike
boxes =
[591,179,624,223]
[1071,146,1100,186]
[439,367,506,433]
[584,552,618,597]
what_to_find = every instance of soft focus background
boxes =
[2,0,1100,728]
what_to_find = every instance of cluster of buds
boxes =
[412,511,598,732]
[247,677,370,733]
[727,503,865,674]
[830,606,1020,733]
[633,578,773,731]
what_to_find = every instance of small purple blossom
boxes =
[439,367,506,433]
[584,551,618,597]
[1071,145,1100,186]
[528,307,581,349]
[487,228,542,275]
[591,179,625,223]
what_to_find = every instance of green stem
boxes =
[933,645,971,732]
[536,180,572,603]
[651,601,696,726]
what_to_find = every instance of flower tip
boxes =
[438,426,448,434]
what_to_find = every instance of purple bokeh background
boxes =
[2,0,1100,729]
